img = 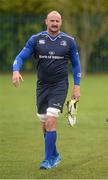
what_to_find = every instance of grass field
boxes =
[0,73,108,179]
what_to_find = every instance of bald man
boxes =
[12,11,81,169]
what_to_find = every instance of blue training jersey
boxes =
[13,31,81,85]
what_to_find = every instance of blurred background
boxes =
[0,0,108,75]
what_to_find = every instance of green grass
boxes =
[0,73,108,179]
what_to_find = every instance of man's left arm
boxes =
[70,38,81,101]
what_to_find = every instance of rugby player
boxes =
[12,11,81,169]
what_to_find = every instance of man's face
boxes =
[45,13,62,35]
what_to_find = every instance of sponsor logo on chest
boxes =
[49,51,55,55]
[39,39,45,44]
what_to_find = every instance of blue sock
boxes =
[52,133,59,157]
[44,132,58,157]
[45,131,57,160]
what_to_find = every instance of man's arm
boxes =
[70,38,81,101]
[12,36,35,87]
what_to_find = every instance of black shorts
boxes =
[36,79,68,114]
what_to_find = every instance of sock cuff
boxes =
[46,131,56,134]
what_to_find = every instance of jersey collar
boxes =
[41,31,64,41]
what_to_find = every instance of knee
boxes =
[45,107,60,131]
[45,116,57,131]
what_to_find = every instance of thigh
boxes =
[36,81,49,114]
[48,80,68,112]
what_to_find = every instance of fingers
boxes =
[72,94,80,101]
[19,75,24,82]
[12,77,20,87]
[12,71,23,87]
[13,78,20,87]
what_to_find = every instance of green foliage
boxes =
[0,14,43,71]
[0,0,60,15]
[0,0,108,73]
[88,32,108,72]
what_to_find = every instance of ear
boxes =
[45,19,47,26]
[61,19,62,25]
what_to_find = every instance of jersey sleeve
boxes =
[13,36,35,71]
[70,38,81,85]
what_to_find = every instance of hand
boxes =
[72,85,80,101]
[12,71,23,87]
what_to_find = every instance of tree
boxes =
[0,0,108,74]
[51,0,108,74]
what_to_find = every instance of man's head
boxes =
[45,11,62,36]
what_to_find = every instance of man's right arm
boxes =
[12,36,35,87]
